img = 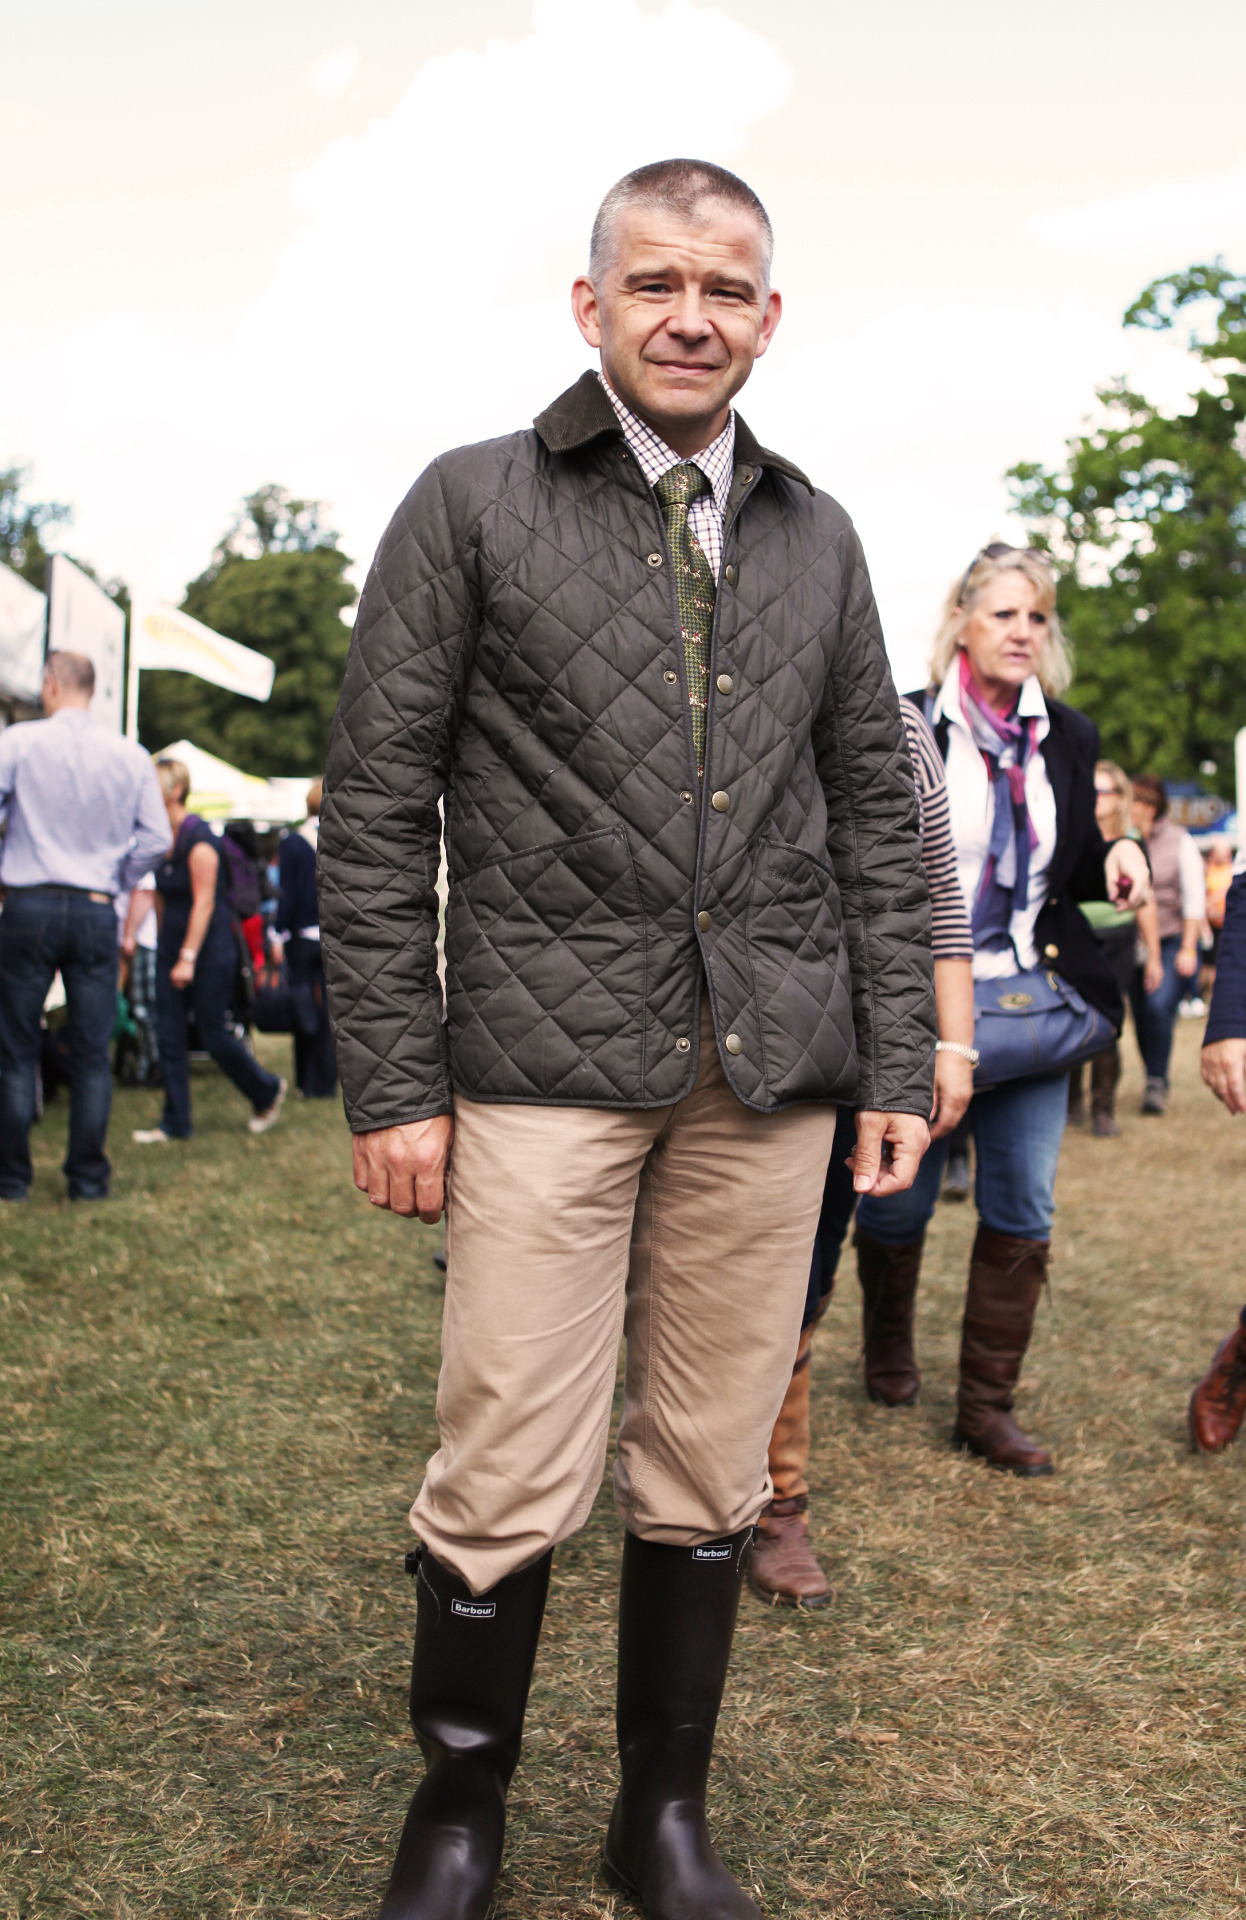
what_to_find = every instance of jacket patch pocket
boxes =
[746,842,854,1101]
[446,826,647,1102]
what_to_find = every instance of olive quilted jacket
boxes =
[319,372,935,1131]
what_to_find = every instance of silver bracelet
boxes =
[936,1040,980,1066]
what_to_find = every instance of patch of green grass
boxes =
[1,1027,1244,1917]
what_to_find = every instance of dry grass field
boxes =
[2,1020,1244,1918]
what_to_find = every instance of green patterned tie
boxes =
[654,463,716,780]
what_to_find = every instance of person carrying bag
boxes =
[851,543,1150,1477]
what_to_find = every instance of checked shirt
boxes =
[598,373,735,778]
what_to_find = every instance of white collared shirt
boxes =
[598,372,735,582]
[931,664,1058,979]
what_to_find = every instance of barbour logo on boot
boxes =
[451,1598,497,1619]
[693,1544,732,1561]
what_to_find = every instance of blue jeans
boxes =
[1129,934,1185,1085]
[155,960,280,1138]
[0,887,118,1199]
[856,1071,1070,1246]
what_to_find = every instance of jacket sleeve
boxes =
[318,460,479,1131]
[813,527,936,1114]
[1061,713,1115,904]
[1205,872,1246,1044]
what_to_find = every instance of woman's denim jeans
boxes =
[856,1070,1070,1246]
[155,961,280,1138]
[1128,933,1186,1086]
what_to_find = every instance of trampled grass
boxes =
[1,1024,1244,1917]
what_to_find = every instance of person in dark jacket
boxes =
[1191,870,1246,1450]
[853,544,1150,1479]
[270,780,336,1099]
[319,159,935,1920]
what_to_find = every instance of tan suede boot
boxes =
[748,1328,830,1609]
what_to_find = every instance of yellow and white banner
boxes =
[130,602,275,702]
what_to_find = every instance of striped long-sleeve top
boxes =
[899,695,974,962]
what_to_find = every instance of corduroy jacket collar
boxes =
[533,369,814,494]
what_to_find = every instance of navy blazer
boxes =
[1205,872,1246,1044]
[912,690,1123,1028]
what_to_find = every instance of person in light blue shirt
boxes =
[0,649,169,1201]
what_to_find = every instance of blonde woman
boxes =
[854,544,1151,1475]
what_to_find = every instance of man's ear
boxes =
[571,275,603,349]
[752,288,782,362]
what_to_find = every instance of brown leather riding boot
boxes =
[1189,1310,1246,1453]
[1090,1045,1121,1137]
[749,1328,830,1608]
[855,1229,924,1405]
[952,1227,1054,1476]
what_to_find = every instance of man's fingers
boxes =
[852,1115,885,1194]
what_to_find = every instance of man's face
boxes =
[572,202,781,447]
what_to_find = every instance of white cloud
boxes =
[306,46,360,101]
[0,0,791,602]
[1026,160,1246,261]
[0,0,1223,702]
[0,102,42,139]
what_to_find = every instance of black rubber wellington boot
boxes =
[603,1529,762,1919]
[378,1545,552,1920]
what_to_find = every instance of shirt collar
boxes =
[598,372,736,517]
[48,706,93,727]
[934,658,1049,741]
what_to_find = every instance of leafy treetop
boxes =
[1009,261,1246,792]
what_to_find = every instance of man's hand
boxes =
[850,1110,931,1197]
[1202,1038,1246,1114]
[1105,838,1152,911]
[929,1053,973,1140]
[352,1114,454,1222]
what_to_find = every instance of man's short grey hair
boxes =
[589,159,773,287]
[44,650,95,696]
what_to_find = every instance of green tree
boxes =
[1009,261,1246,792]
[137,486,355,775]
[0,466,71,587]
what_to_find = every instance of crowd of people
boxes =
[3,155,1245,1920]
[0,651,334,1197]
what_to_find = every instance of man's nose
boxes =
[666,294,713,339]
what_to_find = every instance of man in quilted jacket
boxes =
[320,159,935,1920]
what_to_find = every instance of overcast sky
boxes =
[4,0,1245,688]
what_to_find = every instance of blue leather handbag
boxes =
[973,968,1117,1090]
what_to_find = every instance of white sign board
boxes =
[0,561,47,703]
[130,601,275,701]
[46,554,126,732]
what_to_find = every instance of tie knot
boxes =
[655,463,710,508]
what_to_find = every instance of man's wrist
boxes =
[179,946,198,962]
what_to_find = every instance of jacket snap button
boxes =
[697,910,712,932]
[675,1036,691,1053]
[1044,944,1059,959]
[647,552,664,568]
[716,674,734,695]
[679,789,693,804]
[711,790,730,812]
[724,564,738,587]
[738,470,754,486]
[724,1032,743,1055]
[663,669,677,684]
